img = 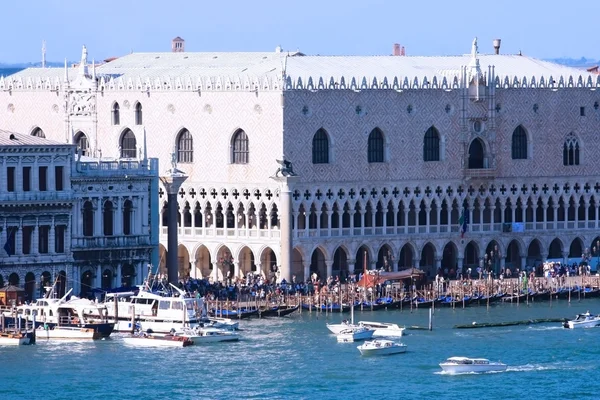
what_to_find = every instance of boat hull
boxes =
[440,364,507,374]
[37,326,102,340]
[0,334,30,346]
[565,319,600,329]
[122,336,193,347]
[358,344,407,356]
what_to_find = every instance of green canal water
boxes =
[1,299,598,400]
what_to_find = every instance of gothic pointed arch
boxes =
[176,128,193,163]
[31,127,45,138]
[312,128,329,164]
[468,138,485,169]
[231,129,249,164]
[423,126,440,161]
[74,131,90,156]
[134,102,143,125]
[563,132,580,166]
[120,128,137,158]
[112,102,120,125]
[367,127,385,163]
[511,124,528,159]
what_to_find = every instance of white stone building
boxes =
[0,129,158,301]
[2,38,600,283]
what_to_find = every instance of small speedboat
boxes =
[336,326,374,343]
[439,357,507,374]
[563,311,600,329]
[358,321,405,337]
[357,340,407,356]
[123,332,194,347]
[171,326,239,343]
[327,320,357,335]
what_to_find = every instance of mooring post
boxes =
[428,308,433,331]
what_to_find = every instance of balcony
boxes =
[0,191,73,204]
[464,168,496,179]
[73,235,151,249]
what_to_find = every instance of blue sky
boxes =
[1,0,598,63]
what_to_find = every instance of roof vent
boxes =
[9,134,16,140]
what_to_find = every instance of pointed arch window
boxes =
[120,129,137,158]
[367,127,384,163]
[112,103,120,125]
[31,127,45,138]
[232,129,249,164]
[511,125,528,159]
[135,102,143,125]
[423,126,440,161]
[74,131,90,156]
[177,129,193,163]
[312,128,329,164]
[563,133,580,166]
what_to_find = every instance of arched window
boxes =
[312,128,329,164]
[112,103,120,125]
[511,125,528,159]
[135,102,143,125]
[83,201,94,237]
[367,127,384,163]
[74,132,90,156]
[423,126,440,162]
[177,129,193,163]
[103,200,114,236]
[232,129,249,164]
[123,199,133,235]
[563,133,580,166]
[120,129,137,158]
[31,127,45,138]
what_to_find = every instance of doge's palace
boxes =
[1,37,600,283]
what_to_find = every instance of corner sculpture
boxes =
[275,158,297,177]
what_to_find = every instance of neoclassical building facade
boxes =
[0,129,158,300]
[1,38,600,282]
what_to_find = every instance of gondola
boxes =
[259,305,299,317]
[209,308,259,319]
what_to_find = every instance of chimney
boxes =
[493,38,501,55]
[393,43,401,56]
[172,37,185,53]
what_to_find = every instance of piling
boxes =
[428,308,433,331]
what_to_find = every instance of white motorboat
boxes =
[0,332,31,346]
[98,282,205,334]
[122,332,194,348]
[171,326,239,343]
[358,321,405,337]
[439,357,507,374]
[7,288,114,338]
[37,325,101,340]
[336,326,374,342]
[357,339,407,356]
[327,320,357,335]
[563,311,600,329]
[199,317,239,331]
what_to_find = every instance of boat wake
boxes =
[435,370,504,375]
[506,363,594,372]
[525,325,564,331]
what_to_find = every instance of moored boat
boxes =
[0,331,31,346]
[123,332,194,347]
[357,339,407,356]
[358,321,405,337]
[37,325,102,340]
[439,357,507,374]
[171,326,239,343]
[563,311,600,329]
[336,326,374,342]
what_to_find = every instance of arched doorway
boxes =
[548,238,563,259]
[484,241,501,275]
[291,248,304,282]
[441,242,457,275]
[569,237,583,258]
[178,244,190,280]
[464,241,479,272]
[193,245,212,279]
[236,246,253,279]
[399,243,414,269]
[121,264,135,287]
[8,273,19,286]
[355,245,371,272]
[81,270,94,298]
[332,247,349,280]
[101,269,113,289]
[419,242,436,279]
[377,244,394,272]
[25,272,35,301]
[506,240,521,272]
[310,248,327,280]
[527,239,543,271]
[468,138,485,169]
[260,247,278,282]
[216,246,234,282]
